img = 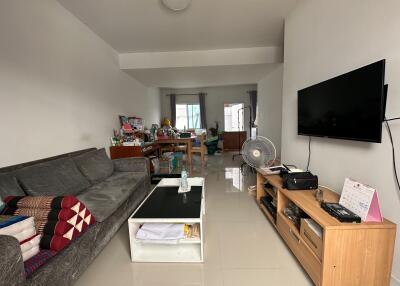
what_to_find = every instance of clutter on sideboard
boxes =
[112,116,199,148]
[111,115,149,147]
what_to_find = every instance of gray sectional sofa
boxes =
[0,148,151,286]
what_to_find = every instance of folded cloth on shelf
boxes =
[4,196,80,210]
[136,223,185,241]
[24,249,57,278]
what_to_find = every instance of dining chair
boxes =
[160,144,175,154]
[190,132,206,162]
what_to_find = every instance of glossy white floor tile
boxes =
[74,153,313,286]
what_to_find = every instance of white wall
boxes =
[0,0,161,167]
[257,64,283,158]
[160,84,256,136]
[120,47,283,69]
[282,0,400,282]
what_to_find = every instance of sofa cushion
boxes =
[16,158,90,196]
[0,173,25,199]
[77,172,146,222]
[73,149,114,184]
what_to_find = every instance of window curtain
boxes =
[170,94,176,127]
[199,92,207,129]
[248,90,257,127]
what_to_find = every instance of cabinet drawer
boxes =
[298,239,322,285]
[277,213,303,259]
[277,213,321,285]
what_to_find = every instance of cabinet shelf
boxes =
[134,238,201,245]
[259,203,276,227]
[263,186,277,199]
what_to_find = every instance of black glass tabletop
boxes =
[132,186,203,219]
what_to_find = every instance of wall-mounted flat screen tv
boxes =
[298,60,386,143]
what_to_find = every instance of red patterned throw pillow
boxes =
[1,196,95,252]
[4,196,80,210]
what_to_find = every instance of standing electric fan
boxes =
[241,136,276,193]
[241,136,277,169]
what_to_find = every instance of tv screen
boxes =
[298,60,386,143]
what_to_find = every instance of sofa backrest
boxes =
[0,148,96,198]
[0,148,96,174]
[73,148,114,184]
[0,173,25,199]
[16,157,92,196]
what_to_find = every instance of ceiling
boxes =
[57,0,297,53]
[126,64,279,88]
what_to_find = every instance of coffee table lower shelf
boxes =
[128,221,204,263]
[131,240,202,263]
[128,178,205,263]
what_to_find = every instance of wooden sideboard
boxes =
[110,144,160,160]
[110,144,160,172]
[256,172,396,286]
[223,131,247,151]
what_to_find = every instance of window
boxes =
[224,103,244,131]
[176,104,201,130]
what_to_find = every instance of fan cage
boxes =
[241,136,276,169]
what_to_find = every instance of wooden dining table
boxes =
[156,135,197,164]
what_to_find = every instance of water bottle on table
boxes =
[180,168,189,193]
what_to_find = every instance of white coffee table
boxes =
[128,178,205,263]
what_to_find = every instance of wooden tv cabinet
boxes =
[256,172,396,286]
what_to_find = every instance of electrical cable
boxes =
[306,136,311,171]
[284,164,298,169]
[302,117,398,192]
[385,117,400,122]
[384,117,400,193]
